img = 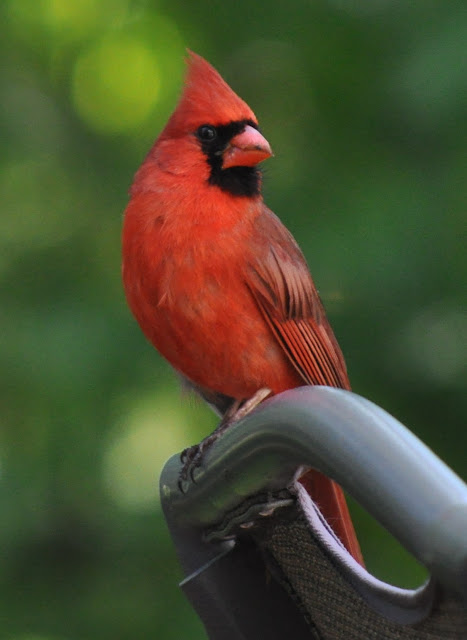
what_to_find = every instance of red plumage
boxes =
[122,51,363,564]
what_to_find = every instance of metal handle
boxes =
[160,386,467,598]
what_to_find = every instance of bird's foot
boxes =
[178,387,272,492]
[178,438,213,491]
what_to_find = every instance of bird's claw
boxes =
[178,443,205,492]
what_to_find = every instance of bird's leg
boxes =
[224,387,272,424]
[179,387,272,491]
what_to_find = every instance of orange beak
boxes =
[222,125,273,169]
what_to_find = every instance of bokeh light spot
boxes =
[390,303,467,387]
[103,391,194,511]
[72,34,161,134]
[41,0,102,35]
[6,0,129,44]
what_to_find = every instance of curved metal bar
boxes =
[160,386,467,597]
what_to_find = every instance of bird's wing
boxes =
[246,209,364,565]
[246,209,350,390]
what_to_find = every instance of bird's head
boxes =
[143,51,273,198]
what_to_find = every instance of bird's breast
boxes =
[122,200,300,398]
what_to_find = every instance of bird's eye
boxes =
[197,125,217,141]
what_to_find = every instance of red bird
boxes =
[122,51,363,564]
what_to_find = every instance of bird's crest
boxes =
[162,51,257,137]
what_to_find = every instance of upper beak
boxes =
[222,125,273,169]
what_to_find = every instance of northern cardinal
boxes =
[122,51,363,564]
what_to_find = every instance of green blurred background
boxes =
[1,0,466,638]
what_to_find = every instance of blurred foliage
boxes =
[0,0,466,637]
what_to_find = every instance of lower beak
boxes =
[222,125,273,169]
